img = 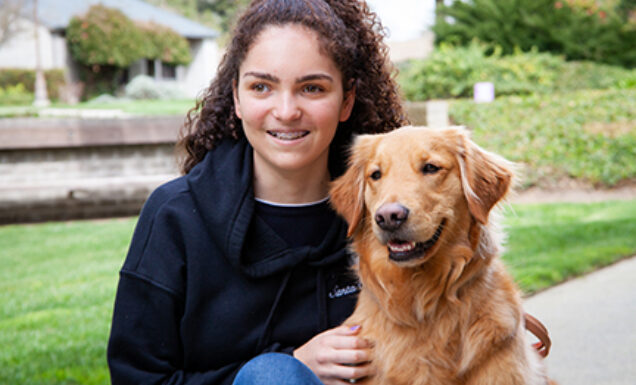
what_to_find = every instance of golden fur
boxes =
[330,126,549,385]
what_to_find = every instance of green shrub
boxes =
[67,5,192,67]
[124,75,186,100]
[140,22,192,65]
[434,0,636,68]
[42,70,65,101]
[552,60,636,91]
[449,89,636,187]
[0,84,33,105]
[398,43,563,100]
[67,4,193,99]
[0,69,65,101]
[613,66,636,89]
[76,65,126,101]
[67,5,146,68]
[398,43,636,101]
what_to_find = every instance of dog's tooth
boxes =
[388,241,416,253]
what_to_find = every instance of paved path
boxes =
[523,256,636,385]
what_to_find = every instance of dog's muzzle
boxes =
[387,219,446,262]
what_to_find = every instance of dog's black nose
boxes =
[375,203,409,231]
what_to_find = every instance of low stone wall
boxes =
[0,117,182,224]
[0,102,440,224]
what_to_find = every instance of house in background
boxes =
[0,0,221,100]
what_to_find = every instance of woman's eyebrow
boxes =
[243,71,279,82]
[296,74,333,83]
[242,71,333,84]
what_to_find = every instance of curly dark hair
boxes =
[177,0,408,175]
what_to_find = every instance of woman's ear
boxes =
[232,79,242,119]
[339,85,356,122]
[456,129,513,224]
[330,134,376,237]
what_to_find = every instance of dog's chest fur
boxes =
[347,254,539,385]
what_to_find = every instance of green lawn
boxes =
[0,99,196,118]
[0,218,136,385]
[502,201,636,293]
[64,99,196,116]
[1,200,635,384]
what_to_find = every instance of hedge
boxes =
[0,69,65,101]
[398,43,636,101]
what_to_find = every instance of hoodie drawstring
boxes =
[256,269,293,353]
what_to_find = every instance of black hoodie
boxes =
[107,137,359,385]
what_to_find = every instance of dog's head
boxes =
[330,126,513,267]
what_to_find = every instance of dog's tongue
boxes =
[387,240,416,253]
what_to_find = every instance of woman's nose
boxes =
[272,92,302,122]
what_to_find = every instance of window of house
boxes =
[146,59,156,78]
[161,62,177,80]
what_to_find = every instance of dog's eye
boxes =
[421,163,441,174]
[370,170,382,180]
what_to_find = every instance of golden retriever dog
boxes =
[330,126,552,385]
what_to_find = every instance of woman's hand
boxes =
[293,325,374,384]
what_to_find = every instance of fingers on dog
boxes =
[332,347,371,365]
[332,361,373,383]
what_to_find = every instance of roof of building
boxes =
[23,0,218,39]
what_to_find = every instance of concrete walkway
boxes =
[523,256,636,385]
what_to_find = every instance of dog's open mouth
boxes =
[387,219,446,262]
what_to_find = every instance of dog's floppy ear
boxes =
[456,129,513,224]
[330,135,377,237]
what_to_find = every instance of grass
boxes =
[0,218,136,385]
[502,200,636,293]
[1,200,635,384]
[0,99,196,118]
[64,99,196,116]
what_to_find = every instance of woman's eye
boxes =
[303,84,324,94]
[421,163,441,174]
[251,83,270,93]
[370,170,381,180]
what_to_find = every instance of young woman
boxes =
[107,1,406,384]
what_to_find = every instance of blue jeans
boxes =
[232,353,323,385]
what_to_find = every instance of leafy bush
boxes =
[0,69,65,101]
[398,43,636,101]
[76,65,126,101]
[124,75,186,100]
[399,43,560,100]
[449,89,636,187]
[67,5,192,68]
[67,5,146,68]
[124,75,161,99]
[0,84,33,105]
[552,60,636,91]
[67,5,193,100]
[434,0,636,68]
[140,22,192,65]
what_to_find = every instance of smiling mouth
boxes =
[267,130,309,140]
[387,219,446,262]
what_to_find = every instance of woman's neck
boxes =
[252,157,331,205]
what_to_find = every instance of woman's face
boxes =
[233,24,355,180]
